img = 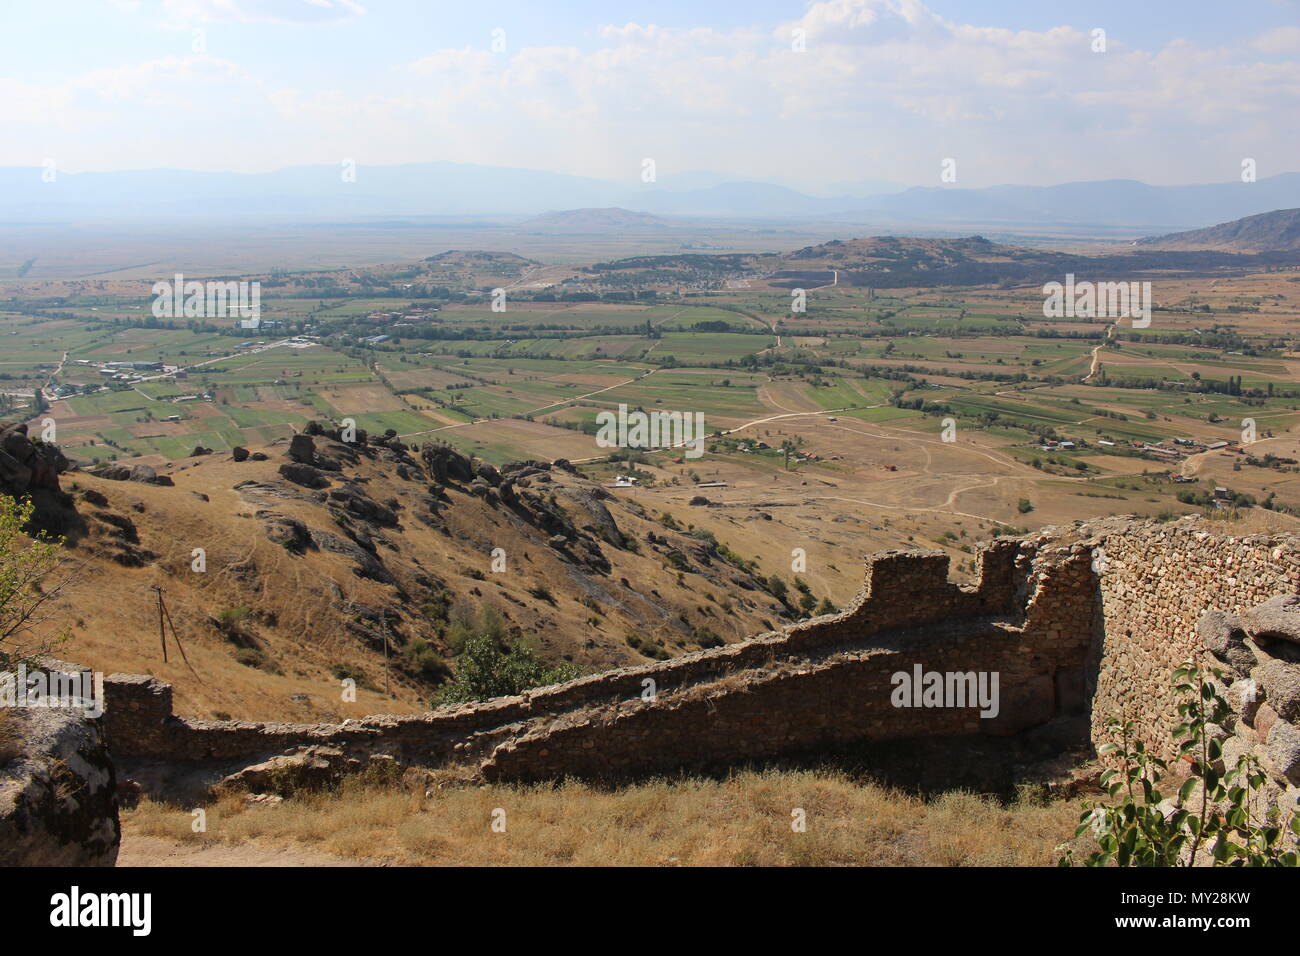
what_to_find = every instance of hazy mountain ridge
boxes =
[4,162,1300,231]
[1137,207,1300,251]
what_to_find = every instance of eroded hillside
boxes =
[16,421,798,722]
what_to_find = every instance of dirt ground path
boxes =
[117,834,364,868]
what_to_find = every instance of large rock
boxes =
[328,486,398,527]
[90,462,173,487]
[309,529,395,584]
[501,460,550,480]
[562,488,625,549]
[1254,659,1300,723]
[0,422,81,535]
[278,462,330,489]
[1197,609,1256,675]
[128,463,173,486]
[0,421,68,490]
[0,706,119,866]
[220,746,349,796]
[1241,595,1300,645]
[421,443,474,484]
[287,433,316,464]
[1265,720,1300,786]
[498,479,518,506]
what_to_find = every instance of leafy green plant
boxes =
[0,495,75,668]
[1061,662,1299,867]
[434,615,581,705]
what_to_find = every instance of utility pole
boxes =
[151,585,168,663]
[150,585,199,678]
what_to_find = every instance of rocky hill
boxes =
[1137,207,1300,252]
[8,423,796,723]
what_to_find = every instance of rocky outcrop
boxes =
[90,462,174,487]
[0,704,120,866]
[421,442,474,484]
[0,422,81,535]
[1204,603,1300,792]
[562,487,625,549]
[279,461,331,489]
[287,433,317,464]
[219,746,351,796]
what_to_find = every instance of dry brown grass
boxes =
[123,769,1089,866]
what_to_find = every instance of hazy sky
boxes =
[5,0,1300,189]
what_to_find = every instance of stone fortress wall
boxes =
[97,516,1300,802]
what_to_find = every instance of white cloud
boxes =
[1254,25,1300,53]
[161,0,366,25]
[6,0,1300,186]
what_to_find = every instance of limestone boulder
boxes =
[1254,659,1300,723]
[1242,595,1300,645]
[0,707,119,866]
[1197,609,1256,675]
[1265,720,1300,786]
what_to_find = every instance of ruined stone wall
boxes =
[1088,516,1300,754]
[103,536,1102,783]
[98,516,1300,795]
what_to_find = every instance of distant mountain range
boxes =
[1137,207,1300,251]
[519,207,674,231]
[3,160,1300,233]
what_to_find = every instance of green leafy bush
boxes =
[435,612,581,705]
[1061,662,1299,867]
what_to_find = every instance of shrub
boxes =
[0,495,74,668]
[526,583,556,604]
[331,662,366,684]
[1061,662,1299,867]
[435,619,581,705]
[403,638,451,684]
[692,626,724,649]
[233,647,279,673]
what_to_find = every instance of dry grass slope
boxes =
[123,769,1089,866]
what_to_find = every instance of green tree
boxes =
[434,608,581,705]
[0,496,75,667]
